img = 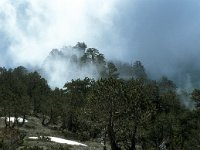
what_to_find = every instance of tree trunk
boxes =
[129,126,137,150]
[22,114,26,125]
[107,102,121,150]
[11,119,16,128]
[49,107,53,124]
[17,114,26,126]
[4,107,8,128]
[67,115,73,131]
[108,124,121,150]
[4,116,9,128]
[33,97,37,114]
[60,117,66,130]
[103,131,107,150]
[8,112,11,128]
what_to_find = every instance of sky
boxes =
[0,0,200,87]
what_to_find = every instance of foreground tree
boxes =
[86,78,124,150]
[62,78,93,132]
[27,71,50,114]
[86,78,158,150]
[120,79,158,150]
[0,68,31,127]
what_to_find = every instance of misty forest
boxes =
[1,0,200,150]
[0,42,199,150]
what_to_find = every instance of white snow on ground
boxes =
[28,136,87,146]
[29,137,38,140]
[1,117,28,123]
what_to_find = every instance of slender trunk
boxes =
[22,114,26,125]
[180,137,185,150]
[11,115,18,128]
[107,100,121,150]
[67,115,73,131]
[4,107,8,128]
[49,107,53,123]
[129,126,137,150]
[103,131,107,150]
[154,139,159,150]
[18,114,26,126]
[107,115,121,150]
[33,97,37,114]
[4,116,8,128]
[108,124,120,150]
[11,119,16,128]
[103,144,107,150]
[14,114,18,124]
[8,111,11,128]
[61,116,66,129]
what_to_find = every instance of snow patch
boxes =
[29,137,38,140]
[28,136,87,146]
[1,117,28,123]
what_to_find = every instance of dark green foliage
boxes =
[73,42,87,50]
[0,67,51,128]
[105,62,119,78]
[27,71,50,114]
[114,61,147,80]
[80,48,106,77]
[192,89,200,108]
[158,76,177,93]
[86,78,159,150]
[39,88,63,126]
[132,61,147,79]
[61,78,94,132]
[115,62,136,79]
[0,68,31,127]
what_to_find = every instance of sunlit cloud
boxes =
[0,0,118,67]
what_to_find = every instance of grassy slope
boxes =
[0,116,109,150]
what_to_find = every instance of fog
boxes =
[1,0,200,88]
[41,46,100,88]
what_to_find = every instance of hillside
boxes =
[0,47,199,149]
[0,116,107,150]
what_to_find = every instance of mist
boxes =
[1,0,200,88]
[41,46,100,88]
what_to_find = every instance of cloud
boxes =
[1,0,200,88]
[41,47,100,88]
[0,0,118,67]
[110,0,200,79]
